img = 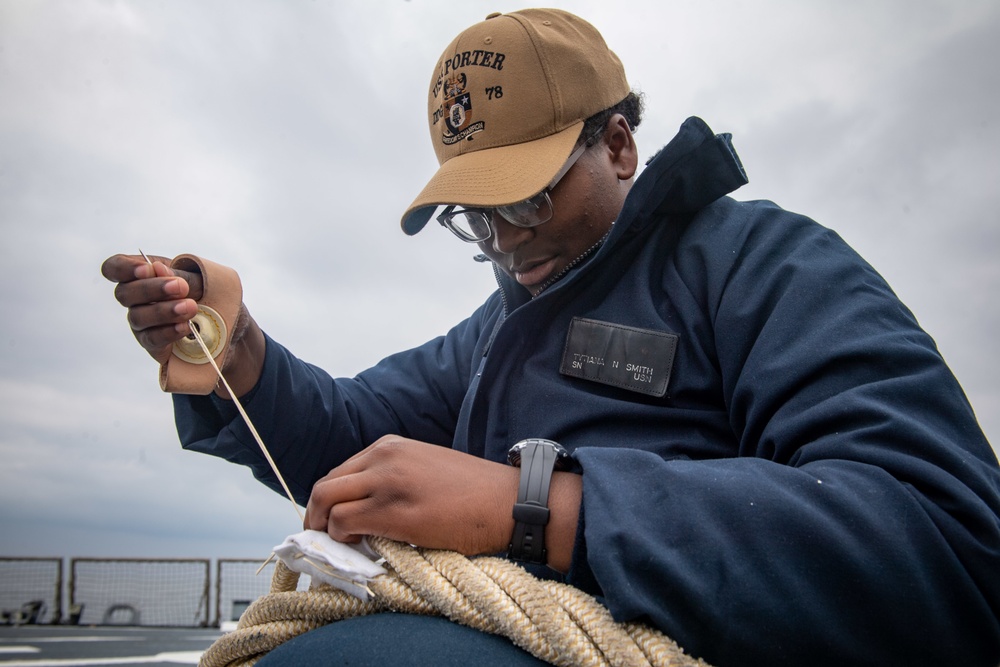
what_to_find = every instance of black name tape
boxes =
[559,317,678,397]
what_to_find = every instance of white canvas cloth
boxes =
[272,529,387,601]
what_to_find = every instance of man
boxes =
[102,9,1000,667]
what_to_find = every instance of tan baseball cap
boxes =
[401,9,630,235]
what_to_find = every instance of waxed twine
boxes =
[140,250,303,522]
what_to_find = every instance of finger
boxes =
[126,298,199,333]
[114,274,190,308]
[326,499,369,543]
[100,253,172,281]
[304,474,354,531]
[326,494,425,546]
[103,254,205,300]
[146,260,203,296]
[305,472,372,533]
[135,260,175,281]
[101,254,147,283]
[133,323,195,365]
[167,265,203,301]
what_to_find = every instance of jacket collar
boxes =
[495,116,749,310]
[611,115,748,242]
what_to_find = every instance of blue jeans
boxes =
[255,612,552,666]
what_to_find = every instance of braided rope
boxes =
[200,537,711,667]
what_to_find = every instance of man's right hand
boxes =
[102,252,266,399]
[101,253,205,365]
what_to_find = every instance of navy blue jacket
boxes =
[177,117,1000,666]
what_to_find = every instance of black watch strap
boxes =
[507,438,567,564]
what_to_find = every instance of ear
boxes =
[602,114,638,181]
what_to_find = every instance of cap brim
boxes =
[401,121,584,235]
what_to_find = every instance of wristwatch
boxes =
[507,438,569,564]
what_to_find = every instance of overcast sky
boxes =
[1,0,997,560]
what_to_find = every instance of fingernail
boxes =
[173,300,191,315]
[164,279,183,296]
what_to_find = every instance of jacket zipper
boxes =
[533,228,612,297]
[480,224,612,316]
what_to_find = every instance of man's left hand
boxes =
[304,435,519,557]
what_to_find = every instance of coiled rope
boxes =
[200,536,711,667]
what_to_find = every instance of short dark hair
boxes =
[581,91,645,146]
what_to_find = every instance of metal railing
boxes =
[0,556,291,628]
[0,557,62,625]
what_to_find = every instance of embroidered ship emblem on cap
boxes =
[440,73,484,144]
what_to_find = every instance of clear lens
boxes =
[439,208,492,242]
[496,192,553,227]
